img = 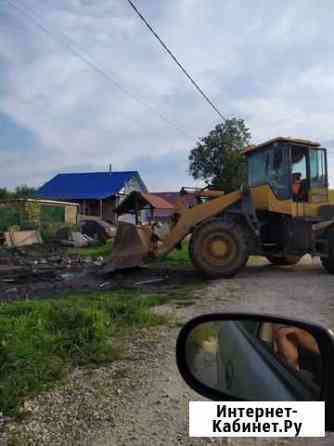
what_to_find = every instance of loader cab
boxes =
[245,137,328,203]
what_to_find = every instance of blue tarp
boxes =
[37,171,139,200]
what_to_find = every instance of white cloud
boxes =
[1,0,334,191]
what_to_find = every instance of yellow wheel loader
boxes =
[107,137,334,278]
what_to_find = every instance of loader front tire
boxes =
[189,219,248,279]
[266,255,301,266]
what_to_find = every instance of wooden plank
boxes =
[4,230,43,248]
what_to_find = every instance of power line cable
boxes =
[127,0,225,121]
[5,0,198,141]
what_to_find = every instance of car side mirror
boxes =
[176,313,334,431]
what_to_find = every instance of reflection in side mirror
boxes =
[176,314,334,404]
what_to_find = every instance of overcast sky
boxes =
[1,0,334,191]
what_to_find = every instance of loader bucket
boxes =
[102,222,153,273]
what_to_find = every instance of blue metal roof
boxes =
[37,171,140,200]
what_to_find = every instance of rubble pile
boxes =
[0,220,114,299]
[0,242,103,289]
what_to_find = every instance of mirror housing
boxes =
[176,313,334,432]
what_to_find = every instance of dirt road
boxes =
[4,257,334,445]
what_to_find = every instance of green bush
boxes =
[0,208,25,232]
[40,206,65,224]
[40,223,80,241]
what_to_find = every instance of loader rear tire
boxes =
[189,219,248,279]
[266,255,301,266]
[320,225,334,274]
[321,256,334,274]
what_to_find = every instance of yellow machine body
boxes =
[107,137,334,276]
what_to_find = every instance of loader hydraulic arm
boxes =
[156,190,242,257]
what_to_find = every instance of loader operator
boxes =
[292,172,303,200]
[291,146,308,201]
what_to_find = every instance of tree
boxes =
[0,188,10,200]
[13,185,37,199]
[189,117,251,193]
[0,185,37,201]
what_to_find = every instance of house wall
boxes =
[118,176,148,224]
[87,200,99,216]
[102,198,117,224]
[64,205,78,225]
[73,174,148,224]
[78,198,117,224]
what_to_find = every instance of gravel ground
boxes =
[2,256,334,445]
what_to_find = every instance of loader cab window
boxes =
[310,149,326,188]
[291,146,308,201]
[269,147,290,199]
[248,146,290,199]
[248,150,270,186]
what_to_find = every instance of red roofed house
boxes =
[116,191,197,224]
[150,192,197,222]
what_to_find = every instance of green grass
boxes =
[159,241,191,265]
[247,256,267,266]
[73,238,191,266]
[0,290,166,417]
[71,240,113,258]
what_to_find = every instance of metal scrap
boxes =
[135,278,166,286]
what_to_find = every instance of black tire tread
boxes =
[321,225,334,274]
[266,255,301,266]
[189,218,248,279]
[321,256,334,274]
